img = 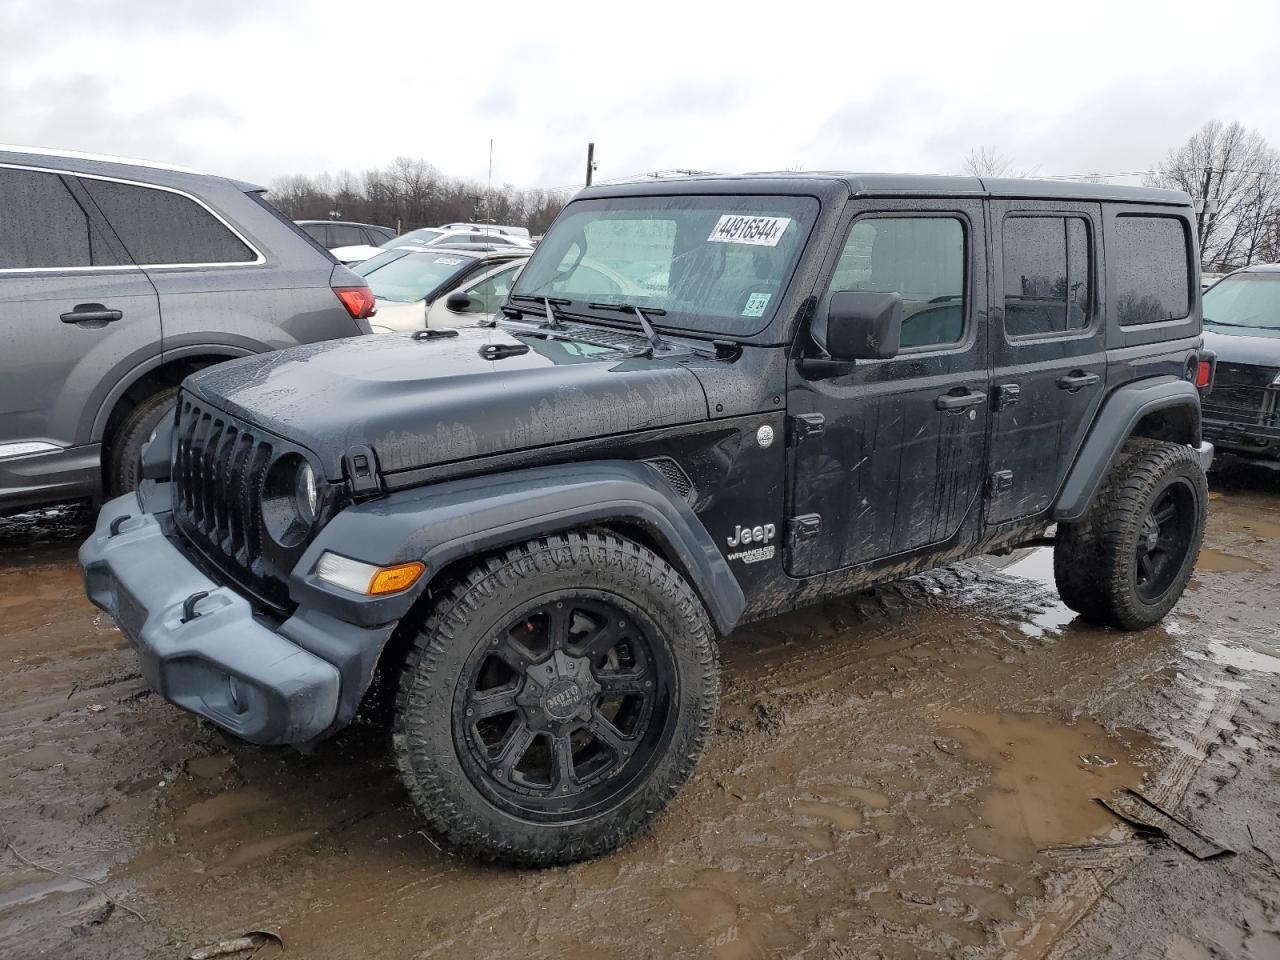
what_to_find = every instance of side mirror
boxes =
[445,291,473,311]
[824,291,902,360]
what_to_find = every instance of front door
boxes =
[986,201,1106,524]
[787,199,990,578]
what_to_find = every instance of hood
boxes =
[1204,329,1280,367]
[184,326,710,479]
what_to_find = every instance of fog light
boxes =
[315,552,425,596]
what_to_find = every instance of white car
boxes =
[332,226,532,265]
[354,246,530,332]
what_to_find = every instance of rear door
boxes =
[986,201,1105,523]
[787,199,990,577]
[0,165,161,454]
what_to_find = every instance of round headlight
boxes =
[296,460,318,524]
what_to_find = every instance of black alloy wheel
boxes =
[1133,478,1197,602]
[453,594,672,822]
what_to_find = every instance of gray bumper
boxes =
[1198,440,1215,472]
[80,492,341,745]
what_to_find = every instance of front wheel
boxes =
[392,532,719,865]
[1054,438,1207,630]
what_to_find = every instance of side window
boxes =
[1002,216,1092,337]
[831,217,966,349]
[302,223,330,245]
[459,264,521,313]
[0,168,125,269]
[79,178,256,265]
[329,224,366,248]
[1113,216,1191,325]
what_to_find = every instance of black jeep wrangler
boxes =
[80,174,1215,865]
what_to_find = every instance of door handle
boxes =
[1056,371,1100,392]
[60,303,123,324]
[935,388,987,412]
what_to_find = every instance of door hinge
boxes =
[994,383,1021,411]
[789,514,822,544]
[343,444,382,497]
[788,413,825,444]
[988,470,1014,497]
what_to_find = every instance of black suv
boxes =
[80,173,1214,866]
[0,146,374,514]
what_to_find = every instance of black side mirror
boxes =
[824,291,903,360]
[445,291,472,311]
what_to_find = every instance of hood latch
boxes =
[343,444,382,498]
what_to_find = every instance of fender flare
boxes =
[291,460,747,636]
[1053,375,1201,522]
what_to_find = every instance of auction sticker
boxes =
[707,214,791,246]
[433,257,464,265]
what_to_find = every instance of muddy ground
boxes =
[2,459,1279,960]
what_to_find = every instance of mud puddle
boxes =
[944,712,1150,861]
[1196,548,1266,573]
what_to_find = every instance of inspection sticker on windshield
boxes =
[707,215,791,246]
[433,256,464,265]
[742,292,772,317]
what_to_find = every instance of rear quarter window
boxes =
[1112,215,1191,326]
[0,167,125,269]
[80,177,258,266]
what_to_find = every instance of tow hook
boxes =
[181,590,210,624]
[108,514,132,537]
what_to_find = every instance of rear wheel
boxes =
[106,387,178,496]
[392,531,719,865]
[1054,438,1207,630]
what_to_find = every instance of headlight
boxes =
[261,453,320,547]
[296,461,318,525]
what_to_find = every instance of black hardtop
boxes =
[579,172,1190,207]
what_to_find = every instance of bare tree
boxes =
[962,146,1034,178]
[1146,120,1280,269]
[267,158,571,235]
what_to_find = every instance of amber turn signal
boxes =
[368,561,426,595]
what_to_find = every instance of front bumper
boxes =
[1203,415,1280,457]
[80,492,342,745]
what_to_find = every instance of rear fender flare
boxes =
[1053,375,1202,522]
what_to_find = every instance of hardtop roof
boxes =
[578,171,1190,206]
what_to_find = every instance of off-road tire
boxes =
[1054,438,1207,630]
[391,531,719,866]
[106,387,178,496]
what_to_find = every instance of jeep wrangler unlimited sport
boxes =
[80,174,1215,865]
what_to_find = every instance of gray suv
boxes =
[0,145,374,514]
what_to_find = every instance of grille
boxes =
[644,457,695,502]
[1204,362,1279,426]
[172,396,291,611]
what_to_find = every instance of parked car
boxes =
[0,144,374,514]
[331,226,531,266]
[438,222,531,240]
[82,173,1214,867]
[295,220,395,250]
[354,245,530,331]
[1201,263,1280,459]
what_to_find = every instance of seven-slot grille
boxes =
[1203,362,1279,427]
[172,396,291,610]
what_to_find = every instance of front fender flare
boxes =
[291,460,747,636]
[1053,375,1201,522]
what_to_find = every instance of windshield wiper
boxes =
[1204,318,1261,329]
[586,302,669,353]
[509,294,569,330]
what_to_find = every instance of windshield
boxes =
[382,228,444,249]
[354,250,473,303]
[1203,273,1280,336]
[511,195,819,335]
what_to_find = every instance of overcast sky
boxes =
[5,0,1279,193]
